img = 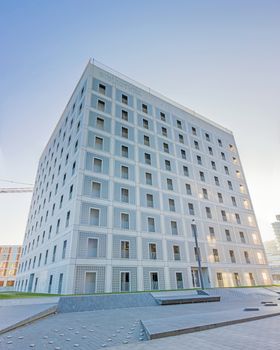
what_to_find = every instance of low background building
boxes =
[0,245,21,290]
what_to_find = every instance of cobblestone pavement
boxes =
[0,288,279,350]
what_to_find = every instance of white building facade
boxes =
[16,60,271,294]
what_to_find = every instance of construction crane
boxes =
[0,187,33,193]
[0,179,33,194]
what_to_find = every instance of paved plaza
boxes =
[0,288,279,349]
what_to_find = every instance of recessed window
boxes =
[211,161,216,170]
[92,182,101,198]
[99,83,106,95]
[121,188,129,203]
[205,206,212,218]
[208,146,213,155]
[181,149,186,159]
[167,178,173,190]
[221,152,226,160]
[239,231,246,243]
[173,245,181,260]
[88,238,98,258]
[122,94,128,104]
[93,158,102,173]
[197,155,202,165]
[165,160,171,171]
[221,210,227,222]
[218,139,223,147]
[144,153,151,165]
[224,166,229,175]
[229,250,236,263]
[200,171,205,182]
[205,133,210,141]
[188,203,195,215]
[149,243,157,259]
[169,198,175,211]
[162,127,167,137]
[144,135,150,146]
[228,180,233,190]
[231,196,237,206]
[217,192,223,203]
[96,117,104,129]
[194,140,199,150]
[176,120,182,129]
[185,183,192,195]
[171,221,178,235]
[142,119,149,130]
[97,99,105,112]
[160,112,166,121]
[235,213,241,224]
[142,103,148,114]
[121,145,128,158]
[95,137,103,150]
[214,176,220,186]
[121,165,129,179]
[225,229,231,241]
[213,249,219,262]
[202,188,208,199]
[163,143,169,153]
[121,241,130,259]
[244,251,250,263]
[122,127,128,139]
[192,127,197,135]
[183,166,189,177]
[179,134,184,143]
[146,194,154,208]
[121,213,129,229]
[121,109,128,121]
[90,208,100,226]
[148,217,155,232]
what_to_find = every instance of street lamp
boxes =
[191,219,204,290]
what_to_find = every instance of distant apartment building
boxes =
[263,239,280,284]
[16,60,271,294]
[0,245,21,288]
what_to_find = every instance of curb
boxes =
[142,310,280,340]
[0,305,57,335]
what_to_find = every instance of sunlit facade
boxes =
[16,60,271,294]
[0,245,21,288]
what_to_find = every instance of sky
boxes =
[0,0,280,245]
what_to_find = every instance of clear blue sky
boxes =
[0,0,280,244]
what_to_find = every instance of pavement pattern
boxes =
[0,287,279,350]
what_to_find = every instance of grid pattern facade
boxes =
[0,245,21,287]
[15,61,271,294]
